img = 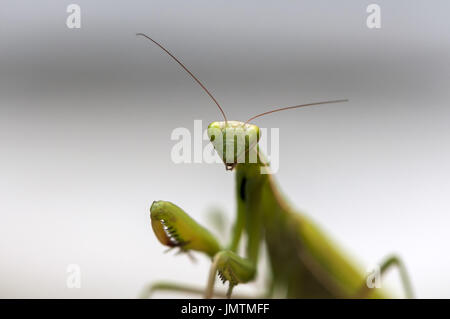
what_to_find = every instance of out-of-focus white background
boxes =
[1,1,450,298]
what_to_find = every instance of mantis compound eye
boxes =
[207,121,260,169]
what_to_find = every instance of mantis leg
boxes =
[204,207,229,240]
[205,250,256,299]
[357,255,414,298]
[140,281,253,299]
[149,201,257,299]
[140,282,210,299]
[150,201,222,258]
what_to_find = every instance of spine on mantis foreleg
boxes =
[150,201,221,257]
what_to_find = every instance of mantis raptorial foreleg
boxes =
[205,250,256,298]
[149,200,258,299]
[150,201,221,257]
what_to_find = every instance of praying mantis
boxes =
[137,33,414,299]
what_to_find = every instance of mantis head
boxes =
[136,33,348,170]
[207,121,260,170]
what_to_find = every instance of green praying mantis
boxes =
[137,33,414,299]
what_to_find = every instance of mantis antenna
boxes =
[245,99,348,124]
[136,33,228,123]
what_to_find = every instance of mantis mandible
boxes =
[137,33,414,299]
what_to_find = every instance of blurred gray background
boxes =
[1,1,450,298]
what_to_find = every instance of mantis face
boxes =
[207,121,260,170]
